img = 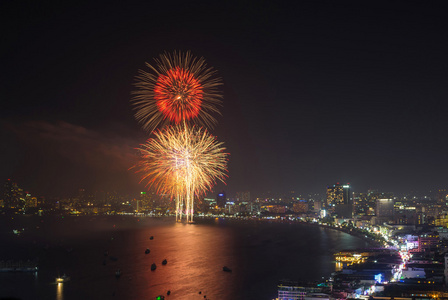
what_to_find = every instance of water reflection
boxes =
[56,282,63,300]
[0,216,372,300]
[131,221,235,299]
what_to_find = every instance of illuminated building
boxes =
[277,281,323,300]
[293,200,308,213]
[312,200,322,212]
[25,193,37,208]
[401,267,426,279]
[353,190,393,216]
[320,209,327,218]
[352,192,369,216]
[225,201,239,214]
[201,197,216,212]
[1,179,25,210]
[236,191,250,203]
[249,202,261,214]
[216,191,226,208]
[417,233,439,253]
[277,284,305,300]
[375,198,394,218]
[261,205,286,214]
[326,183,350,206]
[438,189,448,205]
[333,250,373,266]
[419,204,442,223]
[394,208,416,225]
[327,183,352,218]
[416,212,426,225]
[435,214,448,227]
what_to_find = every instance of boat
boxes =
[151,263,156,271]
[162,259,167,265]
[223,266,232,272]
[55,274,70,283]
[150,236,154,240]
[115,269,121,278]
[145,248,150,254]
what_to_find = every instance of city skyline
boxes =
[2,2,448,197]
[1,177,443,202]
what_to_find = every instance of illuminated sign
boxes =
[375,274,382,283]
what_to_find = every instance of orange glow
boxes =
[154,67,203,123]
[132,51,222,132]
[135,124,228,222]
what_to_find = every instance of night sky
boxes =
[1,2,448,198]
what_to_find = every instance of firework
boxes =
[135,124,228,222]
[132,51,222,132]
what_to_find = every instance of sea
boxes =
[0,215,371,300]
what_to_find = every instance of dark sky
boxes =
[1,1,448,198]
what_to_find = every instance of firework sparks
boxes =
[132,51,222,132]
[135,124,228,222]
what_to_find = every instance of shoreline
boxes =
[195,215,384,248]
[295,221,383,248]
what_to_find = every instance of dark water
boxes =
[0,216,371,300]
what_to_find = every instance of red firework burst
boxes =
[154,66,203,123]
[132,51,222,132]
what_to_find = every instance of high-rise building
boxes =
[353,192,366,215]
[236,191,250,204]
[327,183,352,218]
[353,190,393,216]
[201,197,217,212]
[376,198,394,218]
[311,200,322,212]
[418,232,439,252]
[1,179,25,210]
[326,183,350,206]
[25,193,37,208]
[216,191,226,208]
[292,200,308,213]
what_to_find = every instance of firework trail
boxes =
[132,51,222,132]
[135,124,228,222]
